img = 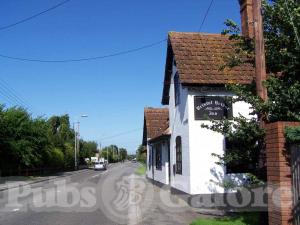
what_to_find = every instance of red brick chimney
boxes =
[239,0,254,38]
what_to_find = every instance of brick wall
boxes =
[266,122,300,225]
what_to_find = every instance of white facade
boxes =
[145,60,252,195]
[146,59,251,195]
[146,141,170,185]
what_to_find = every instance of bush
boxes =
[49,148,64,168]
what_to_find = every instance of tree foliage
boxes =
[0,105,97,173]
[204,0,300,180]
[79,140,98,159]
[285,126,300,144]
[100,145,128,163]
[136,145,146,164]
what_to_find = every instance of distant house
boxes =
[143,32,254,195]
[143,108,170,184]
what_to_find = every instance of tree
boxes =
[100,145,125,163]
[0,106,51,170]
[136,145,146,164]
[79,140,98,160]
[46,114,77,168]
[0,105,98,173]
[63,142,75,168]
[49,148,65,168]
[205,0,300,181]
[119,148,128,161]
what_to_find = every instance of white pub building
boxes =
[143,31,254,195]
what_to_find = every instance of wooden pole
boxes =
[252,0,267,101]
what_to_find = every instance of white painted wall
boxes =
[168,63,191,194]
[146,141,170,185]
[167,61,252,195]
[188,90,251,195]
[146,143,153,179]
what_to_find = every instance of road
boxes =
[0,162,200,225]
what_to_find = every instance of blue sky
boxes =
[0,0,241,153]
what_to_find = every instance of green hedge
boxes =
[284,126,300,144]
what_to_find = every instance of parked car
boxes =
[132,158,137,163]
[94,161,107,170]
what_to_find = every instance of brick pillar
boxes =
[266,122,300,225]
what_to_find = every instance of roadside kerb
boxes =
[0,169,90,192]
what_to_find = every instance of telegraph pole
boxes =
[76,122,80,169]
[73,115,88,170]
[74,122,77,170]
[253,0,267,101]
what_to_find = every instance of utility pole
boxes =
[73,115,88,171]
[74,122,77,170]
[252,0,267,101]
[76,122,80,169]
[74,121,80,170]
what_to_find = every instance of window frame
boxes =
[175,136,182,175]
[148,146,152,170]
[155,144,162,171]
[174,72,180,106]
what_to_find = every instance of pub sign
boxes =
[194,96,233,120]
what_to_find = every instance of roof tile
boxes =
[142,108,169,145]
[170,32,254,85]
[162,32,255,104]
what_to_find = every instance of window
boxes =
[148,147,152,170]
[155,144,162,170]
[175,136,182,174]
[174,72,180,105]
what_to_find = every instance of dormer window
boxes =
[174,72,180,106]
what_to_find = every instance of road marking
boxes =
[12,208,19,212]
[92,174,100,178]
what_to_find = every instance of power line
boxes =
[0,85,31,109]
[0,80,29,106]
[0,78,38,113]
[99,128,142,141]
[0,0,213,63]
[0,0,72,31]
[0,87,20,106]
[0,39,167,63]
[198,0,214,32]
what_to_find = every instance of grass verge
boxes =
[135,163,146,175]
[190,213,260,225]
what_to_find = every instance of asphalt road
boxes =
[0,162,200,225]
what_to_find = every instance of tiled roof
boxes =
[142,108,169,145]
[162,32,255,104]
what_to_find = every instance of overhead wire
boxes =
[0,0,72,31]
[198,0,214,32]
[0,79,29,106]
[171,0,215,137]
[99,128,143,141]
[0,39,167,63]
[0,78,38,113]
